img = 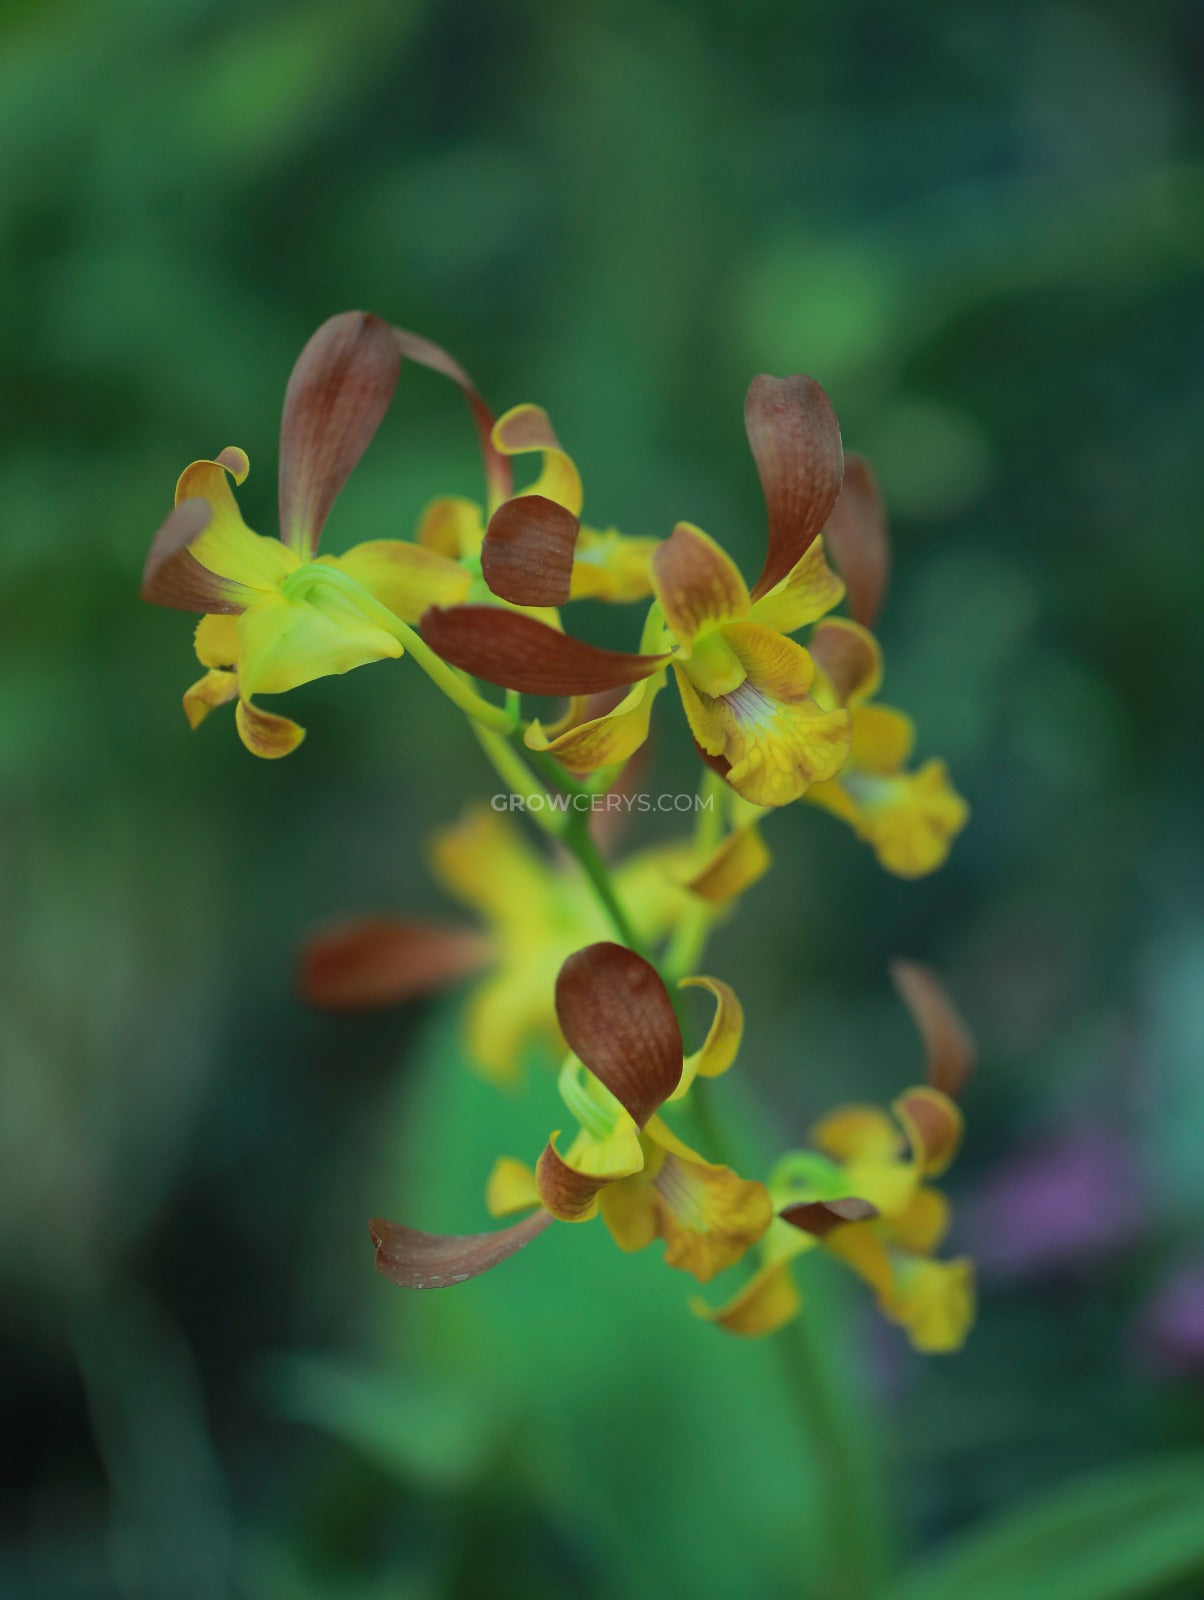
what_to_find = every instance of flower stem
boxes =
[560,808,649,955]
[663,768,725,981]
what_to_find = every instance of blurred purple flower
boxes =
[1138,1261,1204,1376]
[965,1126,1145,1280]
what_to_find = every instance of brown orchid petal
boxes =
[824,453,889,627]
[481,494,580,606]
[141,499,251,613]
[808,618,883,707]
[393,326,511,510]
[780,1197,879,1237]
[420,605,669,695]
[278,312,401,558]
[535,1142,611,1222]
[745,374,844,600]
[300,918,491,1010]
[369,1210,551,1289]
[554,942,682,1126]
[890,960,976,1098]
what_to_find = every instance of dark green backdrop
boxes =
[3,2,1203,1596]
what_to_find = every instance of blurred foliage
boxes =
[2,0,1203,1596]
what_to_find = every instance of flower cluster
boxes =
[142,311,975,1351]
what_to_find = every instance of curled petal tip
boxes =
[141,498,247,613]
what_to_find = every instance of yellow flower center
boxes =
[681,627,746,697]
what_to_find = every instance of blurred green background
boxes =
[3,0,1204,1596]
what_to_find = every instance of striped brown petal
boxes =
[780,1197,879,1237]
[369,1211,551,1289]
[745,374,845,600]
[481,494,580,606]
[824,453,889,627]
[141,498,250,613]
[890,960,976,1099]
[554,942,682,1126]
[300,918,491,1010]
[420,605,669,695]
[393,325,511,511]
[278,311,401,559]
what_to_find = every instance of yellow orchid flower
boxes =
[803,617,969,877]
[301,808,698,1087]
[417,374,855,801]
[141,312,478,758]
[414,395,659,603]
[369,943,772,1292]
[694,961,978,1352]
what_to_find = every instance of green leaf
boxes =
[887,1454,1204,1600]
[262,1353,500,1493]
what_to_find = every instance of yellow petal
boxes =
[493,404,583,515]
[327,540,470,624]
[625,1118,774,1282]
[683,825,770,904]
[747,535,845,635]
[429,807,553,931]
[887,1256,976,1352]
[463,962,560,1088]
[486,1157,541,1217]
[570,526,659,602]
[235,697,306,759]
[890,1186,951,1254]
[691,1257,802,1337]
[236,587,402,699]
[650,522,750,650]
[598,1175,659,1252]
[417,495,485,560]
[810,1104,902,1165]
[176,453,297,592]
[676,975,743,1088]
[524,674,661,775]
[824,1222,896,1300]
[849,704,915,773]
[194,612,240,669]
[182,669,237,729]
[855,760,970,878]
[690,1218,814,1335]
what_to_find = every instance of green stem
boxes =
[561,807,649,955]
[663,769,726,981]
[774,1319,884,1600]
[471,725,568,839]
